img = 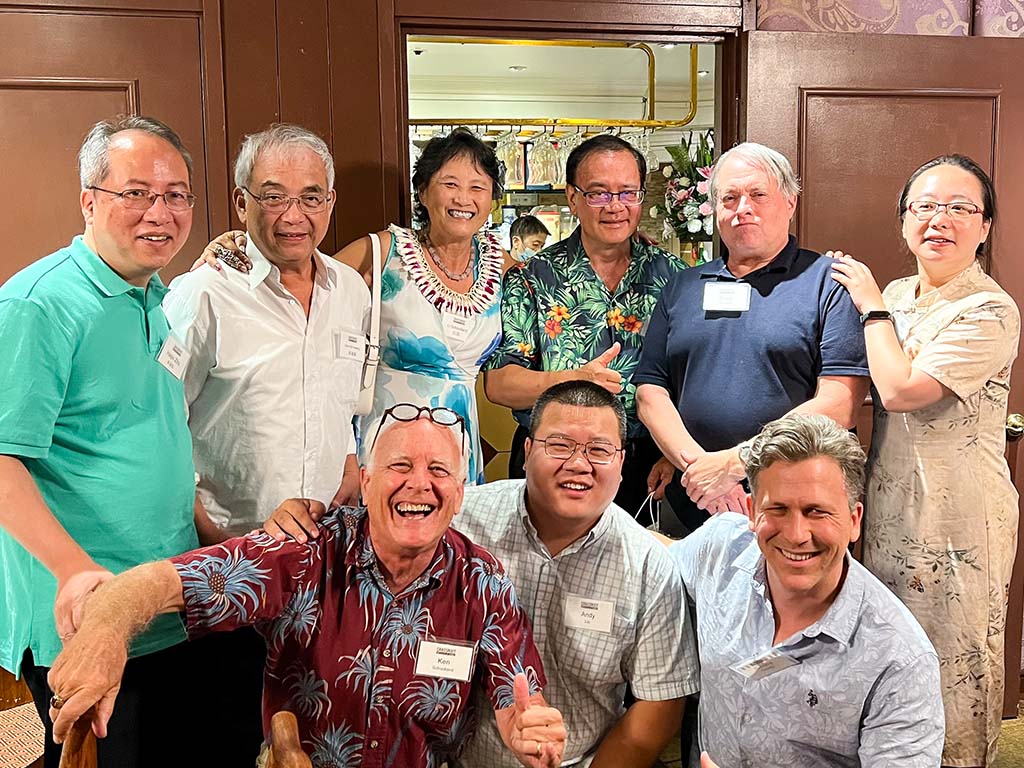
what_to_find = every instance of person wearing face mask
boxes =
[831,155,1020,768]
[510,215,550,263]
[197,128,508,486]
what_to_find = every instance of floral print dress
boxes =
[356,225,503,485]
[861,261,1020,767]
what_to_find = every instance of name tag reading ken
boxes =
[703,281,751,313]
[730,648,800,681]
[414,638,477,682]
[563,594,614,633]
[157,335,190,380]
[333,330,366,362]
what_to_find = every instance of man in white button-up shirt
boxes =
[162,124,370,760]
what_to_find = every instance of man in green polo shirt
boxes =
[0,116,200,767]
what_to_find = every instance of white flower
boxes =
[661,221,674,241]
[649,206,660,218]
[678,177,691,187]
[687,218,703,233]
[703,216,714,236]
[662,165,674,178]
[683,204,699,218]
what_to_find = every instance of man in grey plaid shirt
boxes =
[263,380,698,765]
[455,381,698,767]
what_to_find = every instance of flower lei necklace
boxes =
[390,225,502,316]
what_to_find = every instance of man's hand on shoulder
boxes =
[261,498,327,543]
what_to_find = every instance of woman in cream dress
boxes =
[832,155,1019,767]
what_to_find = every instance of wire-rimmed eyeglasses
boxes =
[89,186,196,211]
[533,436,624,465]
[906,200,983,221]
[241,186,332,214]
[572,186,645,208]
[372,403,466,453]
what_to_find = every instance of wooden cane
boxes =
[265,710,312,768]
[57,710,97,768]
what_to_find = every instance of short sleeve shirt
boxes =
[0,237,197,671]
[633,236,868,450]
[171,507,545,768]
[485,228,685,436]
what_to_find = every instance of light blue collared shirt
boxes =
[671,512,943,768]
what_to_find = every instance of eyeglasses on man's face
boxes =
[89,186,196,211]
[372,403,466,454]
[533,436,623,465]
[242,187,332,214]
[906,200,983,221]
[572,186,646,208]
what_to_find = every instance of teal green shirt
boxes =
[0,236,197,671]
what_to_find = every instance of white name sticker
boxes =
[703,281,751,313]
[157,335,190,380]
[563,594,615,633]
[414,638,477,682]
[730,648,800,681]
[333,330,366,362]
[442,312,475,344]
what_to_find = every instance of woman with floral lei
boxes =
[200,129,508,486]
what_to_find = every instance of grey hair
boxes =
[709,142,801,203]
[78,115,193,189]
[744,414,866,509]
[369,417,469,483]
[233,123,335,190]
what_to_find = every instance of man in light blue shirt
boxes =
[672,413,943,768]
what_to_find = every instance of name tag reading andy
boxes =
[442,312,475,344]
[563,594,615,633]
[730,648,800,681]
[333,330,366,362]
[414,638,477,682]
[703,281,751,312]
[157,335,190,380]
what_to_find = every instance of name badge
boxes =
[442,312,475,344]
[414,638,477,682]
[563,594,614,633]
[157,335,190,380]
[703,282,751,312]
[333,330,366,362]
[730,648,800,681]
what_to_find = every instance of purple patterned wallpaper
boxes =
[756,0,1024,35]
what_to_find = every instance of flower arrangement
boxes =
[651,130,715,248]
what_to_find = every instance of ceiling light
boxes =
[660,44,677,49]
[698,70,710,77]
[508,65,527,72]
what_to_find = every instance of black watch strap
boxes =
[860,309,892,325]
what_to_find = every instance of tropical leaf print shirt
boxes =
[485,228,685,436]
[170,507,545,768]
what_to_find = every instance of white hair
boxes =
[369,418,469,483]
[233,123,335,190]
[709,142,801,202]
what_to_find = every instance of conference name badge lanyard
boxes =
[442,311,476,344]
[415,637,478,682]
[703,281,752,313]
[730,648,800,681]
[563,594,615,633]
[333,330,366,362]
[157,335,190,380]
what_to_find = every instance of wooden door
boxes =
[736,29,1024,716]
[0,1,228,285]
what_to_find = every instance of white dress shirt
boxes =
[164,237,369,535]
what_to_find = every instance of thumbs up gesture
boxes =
[579,342,623,395]
[497,673,566,768]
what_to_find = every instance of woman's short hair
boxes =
[79,115,193,189]
[565,134,647,189]
[529,380,627,443]
[709,142,801,203]
[233,124,335,190]
[743,414,866,509]
[898,154,996,266]
[412,128,503,226]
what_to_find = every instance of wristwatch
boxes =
[859,310,892,325]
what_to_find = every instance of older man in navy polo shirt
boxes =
[634,142,869,533]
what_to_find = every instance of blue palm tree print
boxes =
[336,647,393,719]
[309,723,363,768]
[270,584,319,650]
[284,666,332,721]
[177,547,271,625]
[382,595,433,661]
[400,678,463,724]
[478,613,510,658]
[354,569,386,631]
[465,556,515,607]
[490,658,540,711]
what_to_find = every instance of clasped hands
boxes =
[679,448,748,515]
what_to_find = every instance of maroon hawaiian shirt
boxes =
[169,506,545,768]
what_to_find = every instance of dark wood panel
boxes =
[0,667,32,711]
[4,0,201,10]
[742,28,1024,717]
